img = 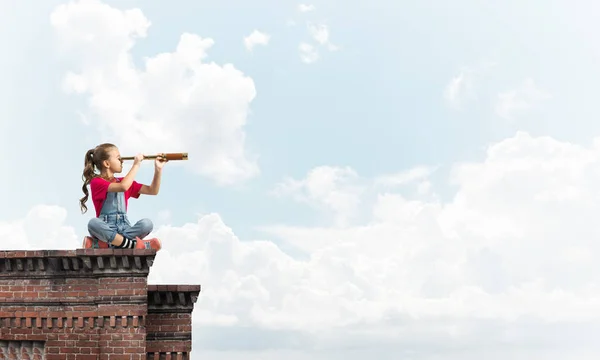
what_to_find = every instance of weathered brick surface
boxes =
[0,340,45,359]
[146,285,200,359]
[0,249,201,360]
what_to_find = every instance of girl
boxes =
[79,143,165,251]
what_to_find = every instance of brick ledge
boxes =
[0,249,157,278]
[147,285,201,312]
[0,249,157,257]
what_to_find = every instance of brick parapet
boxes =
[146,285,200,359]
[0,249,156,280]
[0,249,201,359]
[147,285,201,313]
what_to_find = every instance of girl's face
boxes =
[104,147,124,174]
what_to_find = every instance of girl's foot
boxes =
[82,236,109,249]
[134,237,162,251]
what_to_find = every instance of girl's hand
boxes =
[133,153,144,166]
[155,155,168,170]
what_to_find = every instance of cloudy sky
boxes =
[3,0,600,358]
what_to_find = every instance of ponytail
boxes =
[79,143,117,214]
[79,149,96,214]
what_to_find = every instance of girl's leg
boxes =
[88,218,135,248]
[121,218,154,240]
[88,218,117,245]
[121,218,162,251]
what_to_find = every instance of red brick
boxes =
[74,355,98,360]
[0,249,199,359]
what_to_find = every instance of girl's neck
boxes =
[101,170,116,181]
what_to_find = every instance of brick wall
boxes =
[146,285,199,360]
[0,249,200,360]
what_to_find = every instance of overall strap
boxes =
[98,177,127,216]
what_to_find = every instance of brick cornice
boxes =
[0,249,157,278]
[147,285,201,313]
[0,313,146,329]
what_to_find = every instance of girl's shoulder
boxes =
[91,175,122,183]
[90,175,113,184]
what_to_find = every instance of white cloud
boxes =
[49,0,259,185]
[495,78,551,120]
[373,166,438,199]
[256,131,600,354]
[308,23,329,45]
[298,23,338,63]
[444,72,470,108]
[0,205,78,250]
[444,62,496,109]
[6,130,600,358]
[298,4,315,12]
[299,42,319,63]
[308,23,339,51]
[375,165,437,187]
[244,29,270,51]
[271,166,364,227]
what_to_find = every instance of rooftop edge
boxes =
[0,249,157,258]
[147,285,201,292]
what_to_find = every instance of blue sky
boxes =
[3,0,600,359]
[4,0,600,233]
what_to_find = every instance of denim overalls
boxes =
[88,187,153,248]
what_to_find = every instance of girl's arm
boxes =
[140,169,161,195]
[139,158,165,195]
[108,154,144,192]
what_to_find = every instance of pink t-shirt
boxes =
[90,177,143,217]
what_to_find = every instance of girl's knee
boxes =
[87,218,103,231]
[139,218,153,232]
